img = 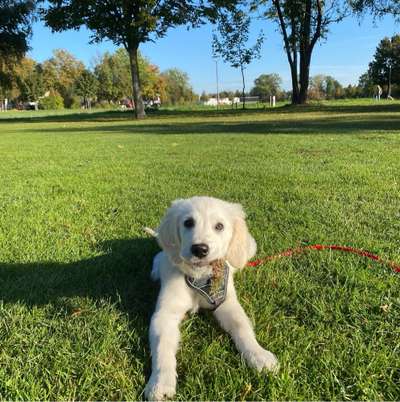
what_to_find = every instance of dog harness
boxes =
[185,261,229,310]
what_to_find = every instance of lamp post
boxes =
[215,59,220,110]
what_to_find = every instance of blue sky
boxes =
[29,12,398,94]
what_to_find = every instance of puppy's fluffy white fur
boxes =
[144,196,278,400]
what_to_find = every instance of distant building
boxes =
[204,97,218,106]
[204,97,234,106]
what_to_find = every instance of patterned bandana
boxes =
[185,261,229,310]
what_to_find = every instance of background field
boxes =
[0,100,399,400]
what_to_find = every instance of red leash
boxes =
[246,244,400,273]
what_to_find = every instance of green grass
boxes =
[0,100,399,400]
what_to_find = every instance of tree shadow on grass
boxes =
[31,113,400,135]
[0,110,133,124]
[0,237,159,377]
[1,102,400,124]
[0,238,157,309]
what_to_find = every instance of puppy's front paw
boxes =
[144,373,176,401]
[243,347,279,373]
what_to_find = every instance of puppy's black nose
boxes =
[191,243,209,258]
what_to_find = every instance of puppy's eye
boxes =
[183,217,195,228]
[215,222,224,231]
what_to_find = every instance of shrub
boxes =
[70,96,82,109]
[39,92,64,110]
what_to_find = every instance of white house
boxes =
[204,97,234,106]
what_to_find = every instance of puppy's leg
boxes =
[144,296,190,400]
[213,295,279,372]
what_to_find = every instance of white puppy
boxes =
[144,196,278,400]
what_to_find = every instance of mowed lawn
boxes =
[0,100,399,400]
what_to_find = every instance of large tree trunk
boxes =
[273,0,322,105]
[298,70,310,104]
[128,45,146,119]
[297,0,311,104]
[289,13,300,104]
[273,0,300,104]
[290,63,300,104]
[298,51,311,104]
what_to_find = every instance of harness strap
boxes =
[185,262,229,310]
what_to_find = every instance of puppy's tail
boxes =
[150,252,162,281]
[143,227,158,237]
[143,227,161,280]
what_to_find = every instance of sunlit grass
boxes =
[0,100,399,400]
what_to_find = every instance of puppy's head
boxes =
[157,196,256,278]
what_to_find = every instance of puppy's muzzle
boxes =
[191,243,209,259]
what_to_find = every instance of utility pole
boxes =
[215,59,220,110]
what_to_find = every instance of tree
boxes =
[94,51,125,103]
[343,84,360,98]
[161,68,196,105]
[250,73,282,100]
[350,0,400,18]
[252,0,347,104]
[42,49,85,107]
[308,74,343,100]
[14,57,45,103]
[200,90,209,102]
[0,0,35,107]
[94,49,132,103]
[75,69,98,108]
[350,2,400,97]
[42,0,214,118]
[94,48,166,104]
[39,90,64,110]
[219,90,235,99]
[212,9,263,109]
[325,75,343,99]
[367,34,400,98]
[0,0,35,60]
[138,55,166,102]
[308,74,325,99]
[358,71,375,97]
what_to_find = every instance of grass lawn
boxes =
[0,100,399,400]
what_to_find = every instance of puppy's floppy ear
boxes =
[157,199,184,264]
[226,203,257,269]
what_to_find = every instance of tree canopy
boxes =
[42,0,228,118]
[42,49,85,107]
[94,48,166,103]
[94,49,134,103]
[43,0,201,48]
[14,57,44,103]
[1,46,195,109]
[350,0,400,18]
[366,34,400,97]
[250,0,348,104]
[75,69,98,108]
[0,0,35,61]
[213,9,263,108]
[161,68,196,105]
[0,0,36,99]
[308,74,343,100]
[250,73,282,100]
